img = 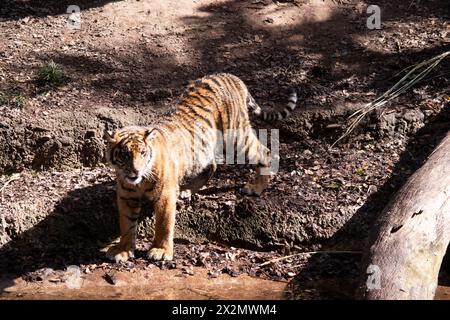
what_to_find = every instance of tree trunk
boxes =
[358,131,450,300]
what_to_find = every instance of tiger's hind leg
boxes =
[239,131,273,196]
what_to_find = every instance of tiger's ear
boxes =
[103,130,116,144]
[144,128,157,143]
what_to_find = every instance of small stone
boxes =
[59,137,72,146]
[367,185,378,194]
[41,268,54,277]
[287,272,296,277]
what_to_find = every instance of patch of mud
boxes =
[1,252,449,300]
[0,267,287,300]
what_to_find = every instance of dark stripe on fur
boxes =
[188,95,211,110]
[189,107,213,127]
[196,92,214,105]
[199,81,216,94]
[250,89,297,121]
[120,184,136,192]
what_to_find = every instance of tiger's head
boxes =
[104,126,157,185]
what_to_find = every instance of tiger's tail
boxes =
[247,88,298,121]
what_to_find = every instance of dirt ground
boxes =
[1,266,289,300]
[0,0,449,299]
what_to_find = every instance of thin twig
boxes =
[259,250,362,267]
[0,173,21,200]
[330,50,450,149]
[417,71,450,83]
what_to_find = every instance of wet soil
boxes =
[0,267,288,300]
[1,265,449,300]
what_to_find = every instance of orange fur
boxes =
[105,73,297,262]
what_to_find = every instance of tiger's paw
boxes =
[179,189,192,199]
[106,245,134,263]
[240,184,263,197]
[147,247,173,261]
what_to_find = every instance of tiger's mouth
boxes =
[125,174,143,185]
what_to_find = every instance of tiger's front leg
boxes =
[147,187,177,261]
[107,187,141,263]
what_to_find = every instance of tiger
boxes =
[104,73,297,262]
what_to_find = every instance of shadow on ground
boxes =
[9,0,447,109]
[0,180,119,292]
[1,0,449,299]
[0,0,122,21]
[291,103,450,299]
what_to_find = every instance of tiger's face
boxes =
[104,126,156,185]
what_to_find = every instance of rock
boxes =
[378,112,396,135]
[378,108,425,136]
[403,109,424,123]
[40,268,54,277]
[81,137,104,167]
[59,137,72,146]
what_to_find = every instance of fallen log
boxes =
[358,131,450,299]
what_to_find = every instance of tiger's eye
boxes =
[121,149,130,159]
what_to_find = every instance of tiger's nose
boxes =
[127,170,139,179]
